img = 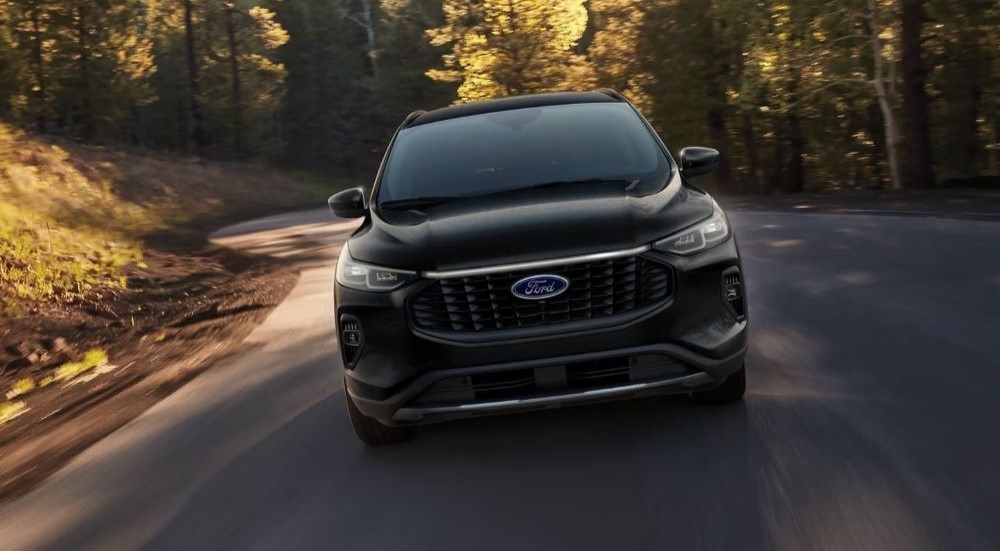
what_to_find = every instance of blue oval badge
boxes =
[511,274,569,300]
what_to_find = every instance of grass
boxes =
[0,127,145,307]
[0,123,330,310]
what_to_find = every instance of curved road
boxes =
[2,209,999,550]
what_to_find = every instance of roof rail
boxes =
[401,110,427,128]
[594,88,626,102]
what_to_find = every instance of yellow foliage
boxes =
[53,349,109,383]
[586,0,651,109]
[428,0,590,102]
[6,378,36,400]
[249,7,290,50]
[0,400,28,426]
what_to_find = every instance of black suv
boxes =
[330,90,748,445]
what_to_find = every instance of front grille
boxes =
[410,255,672,333]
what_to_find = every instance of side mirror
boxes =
[328,187,368,219]
[679,147,720,178]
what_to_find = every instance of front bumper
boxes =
[336,238,747,425]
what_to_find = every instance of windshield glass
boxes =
[377,102,669,204]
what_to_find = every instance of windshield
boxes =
[377,102,669,205]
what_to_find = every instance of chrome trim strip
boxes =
[391,372,712,420]
[421,244,652,279]
[342,243,418,275]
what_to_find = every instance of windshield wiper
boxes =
[517,177,639,192]
[379,196,458,211]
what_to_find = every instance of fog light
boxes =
[725,282,741,301]
[722,268,746,320]
[340,315,364,367]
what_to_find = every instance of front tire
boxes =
[344,384,410,445]
[691,363,746,403]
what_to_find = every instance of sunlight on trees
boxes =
[0,0,995,191]
[427,0,589,101]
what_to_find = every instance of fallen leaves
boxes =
[0,400,28,426]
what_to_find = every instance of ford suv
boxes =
[329,90,748,445]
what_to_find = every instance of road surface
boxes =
[2,208,999,551]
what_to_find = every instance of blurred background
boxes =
[0,0,996,191]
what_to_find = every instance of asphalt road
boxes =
[2,208,999,551]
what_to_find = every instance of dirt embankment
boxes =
[0,125,337,500]
[0,246,299,499]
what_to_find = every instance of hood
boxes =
[348,173,714,272]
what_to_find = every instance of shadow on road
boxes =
[140,372,770,551]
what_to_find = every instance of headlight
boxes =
[335,245,417,292]
[653,205,731,255]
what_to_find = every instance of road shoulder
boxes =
[0,229,300,501]
[720,189,1000,221]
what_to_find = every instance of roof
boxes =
[405,90,625,128]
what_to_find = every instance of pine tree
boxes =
[427,0,589,102]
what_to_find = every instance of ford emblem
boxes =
[511,274,569,300]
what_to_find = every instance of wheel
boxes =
[691,363,746,404]
[344,385,410,446]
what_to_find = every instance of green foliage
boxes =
[0,211,139,307]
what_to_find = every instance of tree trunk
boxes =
[769,128,784,194]
[900,0,933,188]
[76,5,94,140]
[786,72,805,193]
[224,3,244,155]
[786,111,805,193]
[707,107,735,193]
[741,110,760,194]
[942,75,982,178]
[989,118,999,176]
[866,101,885,185]
[866,0,902,190]
[360,0,378,80]
[27,0,46,132]
[183,0,206,151]
[343,0,379,80]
